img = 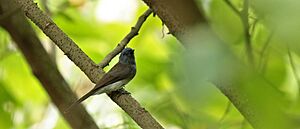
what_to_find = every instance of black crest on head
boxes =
[119,47,135,65]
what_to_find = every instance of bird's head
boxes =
[119,47,135,65]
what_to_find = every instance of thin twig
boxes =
[287,47,300,95]
[241,0,254,66]
[98,9,152,68]
[223,0,240,16]
[173,99,189,129]
[219,100,232,123]
[258,31,274,72]
[250,18,259,35]
[223,0,254,66]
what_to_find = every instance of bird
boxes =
[64,47,136,113]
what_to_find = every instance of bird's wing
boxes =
[94,62,135,89]
[64,62,135,113]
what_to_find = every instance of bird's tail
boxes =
[64,89,96,113]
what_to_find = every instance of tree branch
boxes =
[98,9,152,68]
[223,0,240,16]
[241,0,254,66]
[219,100,232,123]
[258,31,274,72]
[14,0,163,128]
[0,0,99,129]
[287,47,300,96]
[15,0,104,83]
[141,0,295,128]
[223,0,254,66]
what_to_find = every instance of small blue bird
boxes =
[65,48,136,112]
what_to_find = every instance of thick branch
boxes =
[141,0,295,128]
[14,0,163,128]
[0,1,99,129]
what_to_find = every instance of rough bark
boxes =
[12,0,163,128]
[0,0,99,129]
[141,0,296,129]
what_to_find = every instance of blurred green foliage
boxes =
[1,0,300,129]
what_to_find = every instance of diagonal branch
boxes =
[0,0,99,129]
[99,9,152,68]
[15,0,104,83]
[141,0,296,128]
[219,100,232,123]
[223,0,240,16]
[14,0,163,128]
[258,31,274,72]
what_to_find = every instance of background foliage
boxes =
[0,0,300,129]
